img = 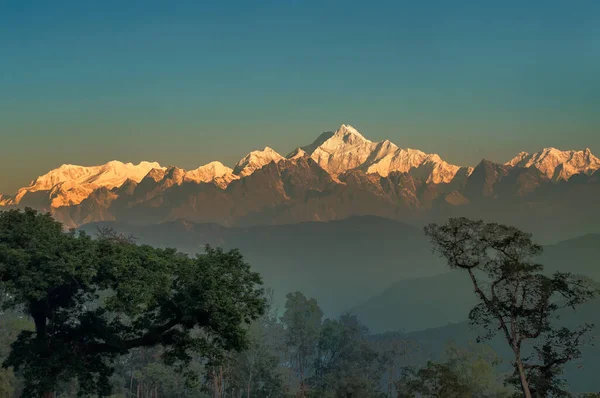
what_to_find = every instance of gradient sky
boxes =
[1,0,599,194]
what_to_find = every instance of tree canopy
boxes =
[0,208,266,397]
[425,217,598,398]
[397,343,511,398]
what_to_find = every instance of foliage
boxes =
[397,343,512,398]
[0,208,265,397]
[280,291,323,396]
[425,217,599,398]
[0,369,16,398]
[311,313,385,397]
[209,291,285,397]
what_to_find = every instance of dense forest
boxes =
[1,209,599,397]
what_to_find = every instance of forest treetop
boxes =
[0,208,266,397]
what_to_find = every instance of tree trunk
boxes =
[299,358,305,398]
[515,355,532,398]
[129,364,134,395]
[42,393,55,398]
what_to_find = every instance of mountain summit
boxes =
[506,147,600,181]
[302,124,378,175]
[233,147,285,177]
[294,124,465,183]
[184,161,239,188]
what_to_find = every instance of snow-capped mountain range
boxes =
[1,124,598,210]
[299,124,472,183]
[12,161,164,208]
[1,124,599,240]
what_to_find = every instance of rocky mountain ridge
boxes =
[1,125,599,242]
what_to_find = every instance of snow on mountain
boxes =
[505,151,529,167]
[4,126,598,213]
[298,124,464,183]
[184,161,239,188]
[365,149,464,183]
[233,147,284,177]
[14,161,164,207]
[287,148,307,160]
[506,147,600,181]
[304,124,380,175]
[161,166,186,187]
[0,194,13,206]
[143,168,167,183]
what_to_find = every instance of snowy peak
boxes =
[14,160,164,207]
[287,148,308,160]
[184,161,239,188]
[365,148,427,176]
[330,124,370,144]
[300,124,462,183]
[0,194,13,206]
[233,147,284,177]
[505,152,529,167]
[306,124,378,175]
[506,147,600,181]
[163,166,186,185]
[146,164,239,190]
[143,168,167,183]
[185,161,233,182]
[364,148,462,183]
[23,160,162,192]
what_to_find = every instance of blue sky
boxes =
[1,0,599,193]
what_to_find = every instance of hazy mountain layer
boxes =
[351,233,600,332]
[81,216,448,316]
[80,217,600,327]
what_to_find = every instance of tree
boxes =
[0,208,266,397]
[312,313,384,397]
[397,343,512,398]
[424,218,598,398]
[0,369,16,398]
[0,309,32,398]
[369,332,416,398]
[280,292,323,397]
[213,290,285,398]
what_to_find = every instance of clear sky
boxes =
[1,0,599,194]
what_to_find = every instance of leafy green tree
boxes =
[106,346,205,398]
[397,343,512,398]
[398,360,471,398]
[312,313,384,398]
[0,369,16,398]
[212,291,285,398]
[0,310,33,398]
[369,333,416,398]
[281,292,323,397]
[424,218,598,398]
[0,208,266,397]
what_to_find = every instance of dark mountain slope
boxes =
[351,233,600,333]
